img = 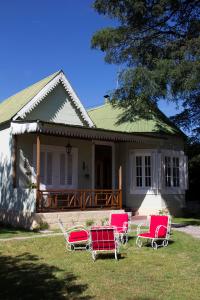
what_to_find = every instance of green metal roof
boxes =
[0,71,61,124]
[88,102,181,135]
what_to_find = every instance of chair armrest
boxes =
[122,221,129,232]
[67,225,88,233]
[137,222,148,235]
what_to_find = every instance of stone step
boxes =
[34,210,126,229]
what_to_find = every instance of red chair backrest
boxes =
[149,215,169,238]
[110,213,129,231]
[91,228,116,251]
[68,230,89,243]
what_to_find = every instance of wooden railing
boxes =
[37,189,122,212]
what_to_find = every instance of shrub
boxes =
[85,219,95,227]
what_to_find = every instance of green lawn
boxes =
[0,226,39,239]
[0,224,60,239]
[172,217,200,226]
[0,231,200,299]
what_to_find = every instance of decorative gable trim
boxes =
[59,73,93,127]
[13,71,94,128]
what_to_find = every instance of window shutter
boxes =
[184,155,188,190]
[157,152,162,190]
[60,153,65,185]
[40,152,45,184]
[180,155,188,190]
[129,152,135,193]
[151,152,157,190]
[67,153,73,186]
[46,152,53,185]
[160,154,165,189]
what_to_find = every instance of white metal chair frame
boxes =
[108,214,131,244]
[90,227,120,261]
[58,218,90,251]
[136,215,171,250]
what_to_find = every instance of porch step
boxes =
[34,210,126,229]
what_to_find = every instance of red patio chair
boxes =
[109,213,130,243]
[136,215,171,249]
[90,227,120,260]
[58,218,90,251]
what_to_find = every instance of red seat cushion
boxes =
[138,232,155,238]
[91,228,116,251]
[110,213,128,233]
[68,230,89,243]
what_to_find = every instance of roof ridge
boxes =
[0,70,63,124]
[88,99,183,136]
[87,102,109,112]
[0,70,61,106]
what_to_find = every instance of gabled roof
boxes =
[88,102,182,135]
[0,71,94,127]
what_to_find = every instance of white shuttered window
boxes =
[129,149,188,194]
[33,145,78,189]
[130,150,155,193]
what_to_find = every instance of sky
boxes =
[0,0,178,116]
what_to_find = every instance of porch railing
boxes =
[37,189,122,212]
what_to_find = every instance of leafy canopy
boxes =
[91,0,200,139]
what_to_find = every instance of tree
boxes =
[91,0,200,140]
[185,138,200,202]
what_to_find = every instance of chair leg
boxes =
[66,243,73,251]
[136,236,143,248]
[92,251,96,261]
[115,249,118,260]
[125,233,128,244]
[151,239,158,250]
[162,239,168,247]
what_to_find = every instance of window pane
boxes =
[165,157,171,187]
[173,157,180,187]
[145,156,151,187]
[67,154,73,185]
[46,152,53,185]
[60,153,65,185]
[40,152,45,184]
[136,156,142,187]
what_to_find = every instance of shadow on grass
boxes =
[94,253,125,260]
[0,223,35,236]
[0,252,92,300]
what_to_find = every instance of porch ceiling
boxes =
[10,120,167,143]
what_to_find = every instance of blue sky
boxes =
[0,0,178,116]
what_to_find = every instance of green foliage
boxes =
[185,140,200,200]
[33,221,49,232]
[85,219,95,227]
[92,0,200,140]
[101,217,109,226]
[158,208,170,216]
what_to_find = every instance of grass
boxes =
[172,217,200,226]
[0,224,60,239]
[0,225,40,239]
[0,230,200,299]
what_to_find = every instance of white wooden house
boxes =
[0,70,188,228]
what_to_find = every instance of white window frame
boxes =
[161,150,187,193]
[129,149,157,195]
[33,144,78,189]
[129,149,188,195]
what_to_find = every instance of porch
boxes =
[37,188,122,212]
[12,121,129,213]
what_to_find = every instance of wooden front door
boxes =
[95,145,112,189]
